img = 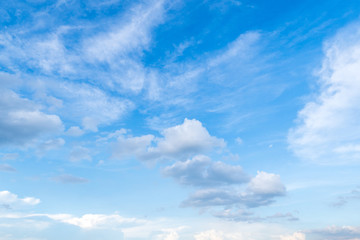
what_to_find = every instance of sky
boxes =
[1,0,360,239]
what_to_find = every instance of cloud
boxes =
[0,190,40,206]
[288,22,360,164]
[208,31,261,69]
[0,90,63,146]
[0,0,168,99]
[38,138,65,152]
[153,228,181,240]
[163,155,249,186]
[194,230,227,240]
[181,171,285,209]
[0,164,16,172]
[84,0,165,63]
[280,232,306,240]
[65,126,84,137]
[1,153,19,161]
[266,213,299,222]
[212,209,255,222]
[52,174,89,184]
[0,210,303,240]
[333,186,360,207]
[155,119,225,158]
[44,81,133,132]
[69,146,92,162]
[45,213,146,229]
[212,209,298,223]
[247,171,286,196]
[112,119,225,162]
[310,225,360,240]
[194,229,246,240]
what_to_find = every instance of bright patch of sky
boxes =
[1,0,360,239]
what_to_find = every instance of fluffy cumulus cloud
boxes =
[182,171,286,209]
[0,90,63,146]
[163,155,249,186]
[247,171,286,196]
[0,190,40,206]
[288,22,360,164]
[112,119,225,162]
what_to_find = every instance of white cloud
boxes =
[47,81,133,132]
[0,211,306,240]
[194,229,245,240]
[112,119,225,162]
[247,171,286,196]
[288,22,360,164]
[154,229,180,240]
[280,232,306,240]
[0,0,168,114]
[155,119,225,158]
[163,155,249,186]
[84,0,165,63]
[0,90,63,146]
[0,190,40,206]
[42,213,146,230]
[31,32,75,74]
[194,230,225,240]
[208,31,261,68]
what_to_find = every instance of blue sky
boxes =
[1,0,360,239]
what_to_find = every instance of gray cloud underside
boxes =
[163,155,249,186]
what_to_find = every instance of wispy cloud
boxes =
[52,174,89,184]
[288,22,360,164]
[332,186,360,207]
[0,164,16,172]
